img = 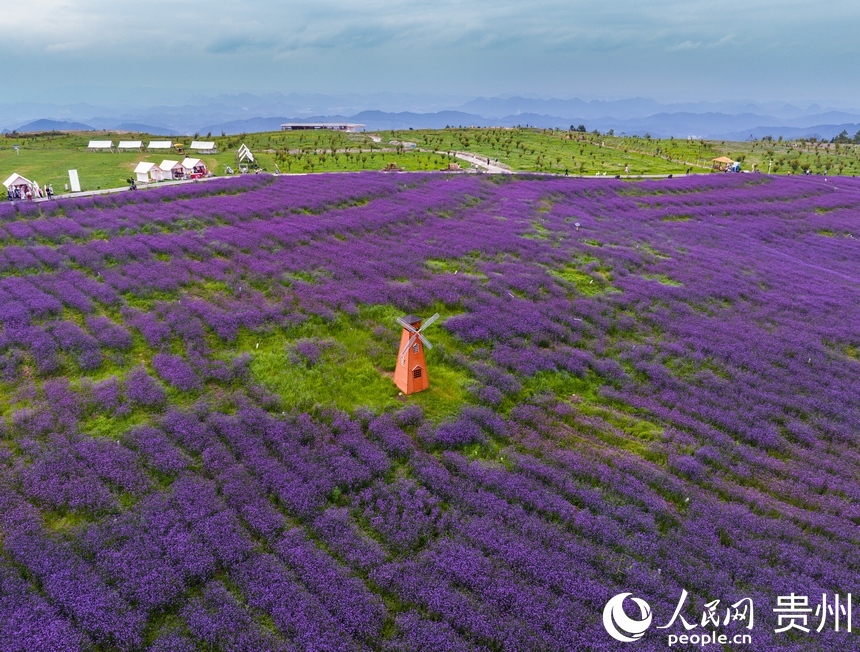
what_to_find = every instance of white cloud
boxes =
[668,40,701,51]
[2,0,860,102]
[667,34,734,52]
[5,1,857,58]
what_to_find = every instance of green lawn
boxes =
[231,304,473,422]
[0,130,460,192]
[384,128,860,176]
[3,127,859,193]
[381,128,696,175]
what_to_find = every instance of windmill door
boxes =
[411,365,427,392]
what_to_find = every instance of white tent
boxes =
[88,140,113,150]
[3,173,37,198]
[160,160,186,180]
[117,140,143,150]
[189,140,216,153]
[3,173,34,189]
[181,157,208,176]
[148,140,173,150]
[134,162,164,183]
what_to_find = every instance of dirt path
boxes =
[445,151,513,174]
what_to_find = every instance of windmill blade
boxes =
[418,333,433,350]
[400,333,419,358]
[418,313,440,332]
[396,317,419,334]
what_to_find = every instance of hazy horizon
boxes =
[3,88,859,114]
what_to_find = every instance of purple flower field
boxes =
[0,172,858,650]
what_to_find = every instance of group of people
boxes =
[6,183,53,201]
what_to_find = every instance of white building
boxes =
[280,123,365,132]
[3,173,36,196]
[117,140,143,151]
[148,140,173,151]
[134,162,164,183]
[160,160,186,180]
[88,140,113,151]
[181,157,208,176]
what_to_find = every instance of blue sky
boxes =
[5,0,860,106]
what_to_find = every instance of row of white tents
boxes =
[88,140,217,153]
[6,143,254,198]
[4,157,209,198]
[134,158,209,183]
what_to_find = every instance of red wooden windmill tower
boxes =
[393,313,439,395]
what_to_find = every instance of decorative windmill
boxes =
[393,313,439,395]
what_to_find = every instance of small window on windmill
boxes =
[413,367,422,379]
[412,343,420,354]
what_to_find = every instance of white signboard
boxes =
[68,170,81,193]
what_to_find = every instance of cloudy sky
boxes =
[5,0,860,107]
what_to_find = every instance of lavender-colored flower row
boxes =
[0,172,858,650]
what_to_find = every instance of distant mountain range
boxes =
[3,93,860,141]
[2,118,179,136]
[4,118,97,133]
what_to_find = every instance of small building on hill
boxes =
[182,157,209,177]
[3,173,37,198]
[117,140,143,151]
[160,160,186,180]
[280,122,365,132]
[134,162,164,183]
